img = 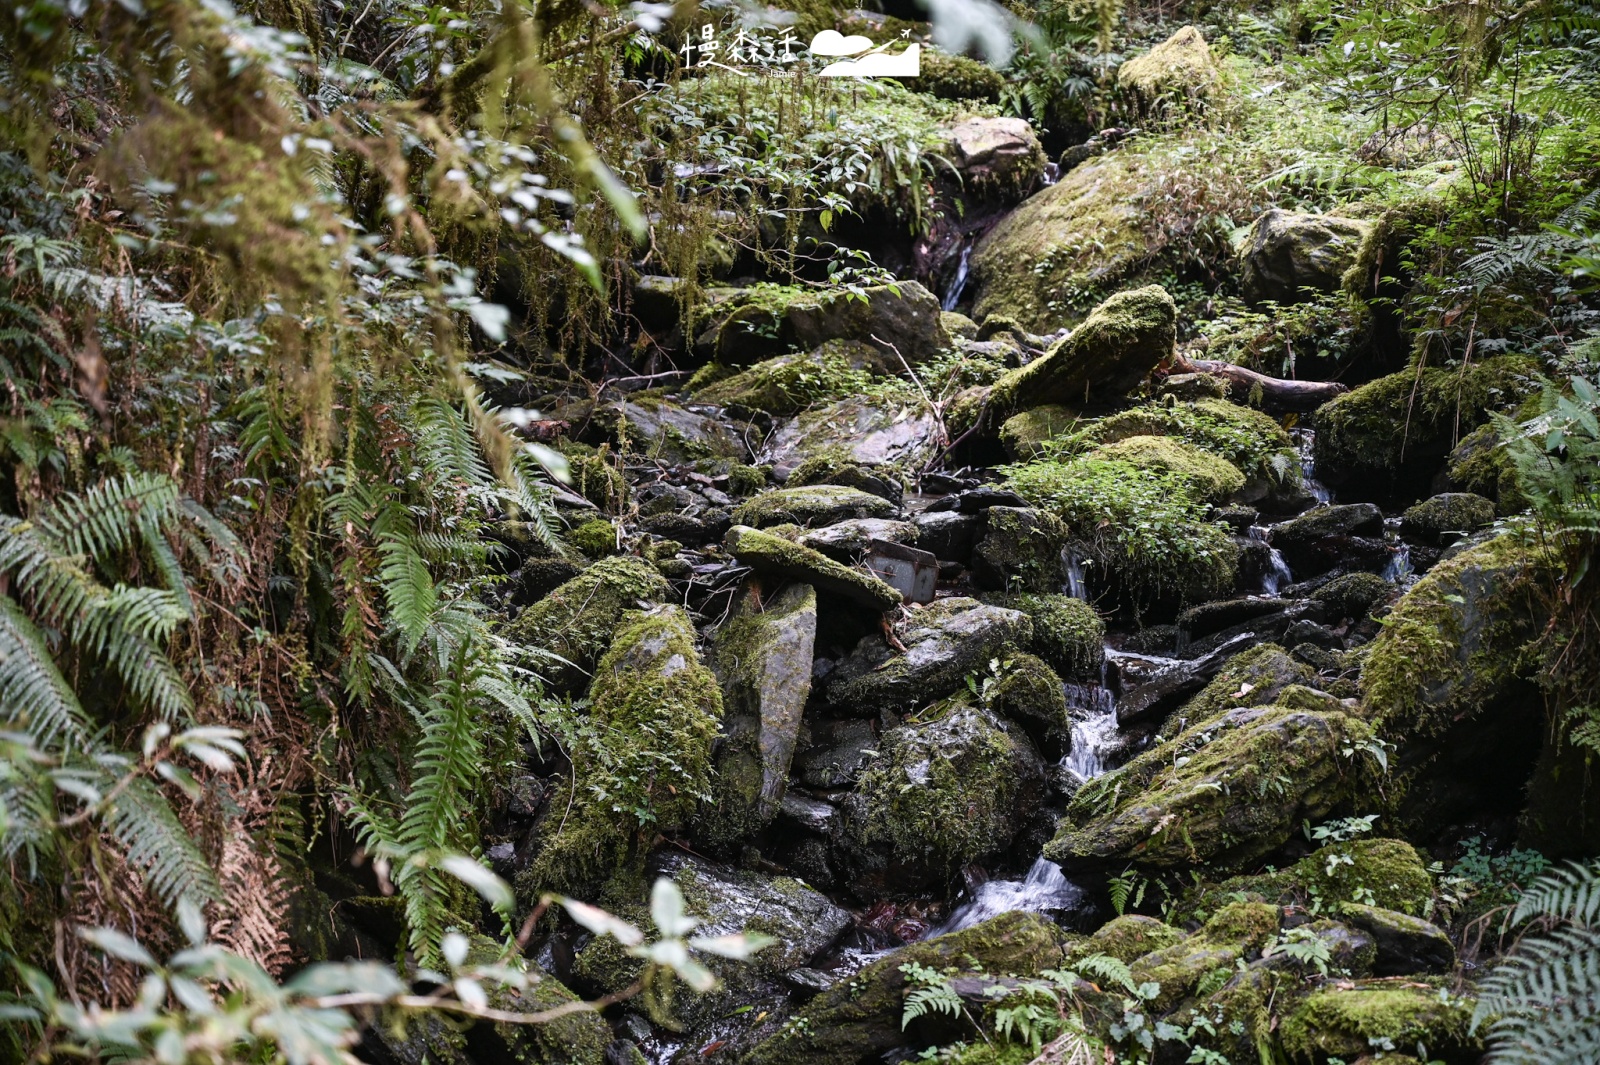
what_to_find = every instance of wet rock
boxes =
[1238,208,1372,306]
[923,484,1030,513]
[778,790,838,834]
[796,718,879,789]
[1338,903,1455,975]
[561,396,748,464]
[911,510,982,562]
[1311,571,1394,621]
[731,485,896,529]
[945,116,1046,189]
[759,397,944,476]
[1178,597,1302,642]
[786,453,905,506]
[502,556,670,693]
[970,505,1071,592]
[988,285,1178,417]
[1185,838,1436,917]
[1067,914,1184,964]
[987,653,1073,755]
[1253,918,1376,977]
[1166,643,1319,724]
[799,518,920,561]
[1114,633,1273,725]
[828,598,1033,714]
[1278,980,1481,1063]
[1117,25,1220,109]
[724,525,903,612]
[520,605,721,900]
[1047,705,1373,872]
[700,583,817,847]
[740,911,1062,1065]
[1269,503,1385,574]
[1400,492,1495,545]
[834,705,1048,897]
[1129,902,1281,1013]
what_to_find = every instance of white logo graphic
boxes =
[809,29,921,77]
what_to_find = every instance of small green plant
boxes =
[1262,926,1335,976]
[1305,814,1380,844]
[901,961,964,1029]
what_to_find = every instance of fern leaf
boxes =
[105,778,222,909]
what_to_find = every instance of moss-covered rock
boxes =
[1087,436,1247,503]
[988,286,1177,416]
[1337,902,1455,975]
[1238,209,1372,306]
[984,592,1106,681]
[987,653,1072,754]
[1186,839,1435,919]
[724,525,903,612]
[519,604,721,900]
[1117,25,1220,110]
[1400,492,1495,543]
[557,441,629,512]
[732,484,896,528]
[502,556,670,692]
[1269,502,1386,574]
[562,395,749,464]
[1311,572,1394,621]
[827,597,1033,714]
[1068,914,1184,965]
[1059,397,1299,493]
[1129,902,1281,1013]
[568,517,618,558]
[1312,356,1536,488]
[786,451,906,505]
[1045,706,1373,872]
[944,116,1046,192]
[1447,421,1527,514]
[909,49,1006,102]
[1171,643,1319,725]
[834,705,1047,896]
[1278,980,1481,1063]
[740,911,1063,1065]
[758,397,943,476]
[998,404,1082,460]
[690,341,885,415]
[970,505,1072,592]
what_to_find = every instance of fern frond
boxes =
[105,777,222,909]
[0,596,92,751]
[1512,859,1600,926]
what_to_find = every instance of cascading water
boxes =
[1292,428,1332,505]
[1063,550,1089,601]
[1383,541,1414,583]
[932,857,1084,935]
[1249,525,1293,596]
[941,243,974,311]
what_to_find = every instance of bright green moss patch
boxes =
[502,555,670,692]
[569,517,618,559]
[1279,980,1480,1063]
[985,592,1106,681]
[998,404,1082,460]
[1087,435,1247,503]
[691,341,881,415]
[1186,838,1435,919]
[1174,643,1317,725]
[1053,397,1299,489]
[1117,25,1220,109]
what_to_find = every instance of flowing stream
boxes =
[941,243,974,311]
[1249,525,1294,596]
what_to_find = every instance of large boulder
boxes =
[758,397,944,476]
[731,484,896,528]
[1117,25,1220,109]
[691,341,890,415]
[1129,902,1281,1014]
[1045,705,1373,872]
[699,583,818,847]
[983,592,1106,681]
[1183,838,1437,918]
[559,395,749,464]
[1278,981,1482,1063]
[969,506,1072,592]
[739,911,1062,1065]
[502,556,670,692]
[692,282,952,366]
[998,404,1081,460]
[827,597,1033,714]
[945,116,1046,191]
[724,525,903,612]
[833,706,1048,896]
[1337,902,1455,975]
[1400,491,1495,545]
[1268,502,1386,576]
[1238,208,1372,306]
[987,285,1177,417]
[519,605,722,900]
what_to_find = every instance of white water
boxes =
[1383,541,1414,583]
[933,857,1084,935]
[1249,525,1293,596]
[1292,428,1333,505]
[941,244,973,311]
[1063,550,1089,600]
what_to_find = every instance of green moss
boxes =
[1057,397,1299,489]
[1313,355,1537,476]
[988,653,1071,749]
[985,592,1106,681]
[558,442,630,512]
[1401,492,1495,539]
[998,404,1082,461]
[519,605,722,901]
[731,484,896,528]
[683,360,735,392]
[1117,26,1220,110]
[501,556,670,692]
[1447,422,1527,514]
[1130,902,1280,1013]
[787,451,905,501]
[1278,980,1480,1062]
[1087,436,1247,503]
[691,342,881,414]
[971,505,1072,593]
[1174,644,1318,725]
[727,463,770,496]
[1067,914,1184,965]
[1187,839,1435,919]
[1311,572,1394,621]
[908,50,1006,102]
[569,517,618,559]
[725,524,904,612]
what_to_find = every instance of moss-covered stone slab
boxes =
[740,911,1063,1065]
[559,395,750,464]
[987,285,1177,416]
[799,517,920,560]
[1338,902,1455,976]
[1400,492,1494,544]
[1269,502,1385,575]
[692,280,952,366]
[1087,435,1247,503]
[827,597,1033,713]
[1311,572,1394,621]
[519,604,722,900]
[700,582,817,847]
[987,653,1072,754]
[1237,208,1371,306]
[1045,705,1373,872]
[724,525,903,612]
[731,483,897,528]
[998,404,1082,460]
[758,397,943,476]
[1129,902,1281,1013]
[1065,914,1184,965]
[1169,642,1319,726]
[1278,980,1481,1063]
[970,505,1072,592]
[1182,839,1436,918]
[501,556,670,692]
[690,341,890,415]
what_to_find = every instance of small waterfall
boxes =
[1063,550,1089,601]
[941,243,974,311]
[1292,428,1332,505]
[1383,542,1413,583]
[1062,670,1119,782]
[1249,525,1293,596]
[1040,162,1060,186]
[932,857,1084,936]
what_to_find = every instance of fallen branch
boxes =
[1175,358,1349,413]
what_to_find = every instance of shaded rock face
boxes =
[945,116,1046,190]
[827,598,1033,714]
[1401,491,1495,544]
[724,525,903,612]
[1269,502,1386,575]
[731,484,897,529]
[970,505,1071,592]
[758,397,943,476]
[562,396,750,464]
[1338,903,1455,975]
[691,282,952,367]
[1046,705,1372,872]
[701,583,818,847]
[1238,209,1372,305]
[739,911,1062,1065]
[1279,982,1482,1063]
[833,705,1048,897]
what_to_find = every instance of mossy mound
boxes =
[1312,355,1536,486]
[731,484,896,528]
[1400,492,1495,542]
[1060,397,1299,490]
[1278,980,1480,1063]
[988,285,1177,416]
[1185,839,1435,919]
[557,441,629,512]
[1447,421,1526,514]
[1067,914,1184,965]
[998,404,1082,460]
[519,604,722,901]
[835,706,1046,895]
[987,653,1072,753]
[568,517,618,558]
[1129,902,1281,1014]
[725,524,903,612]
[1117,26,1220,110]
[1087,435,1247,503]
[1173,643,1319,725]
[502,556,670,692]
[970,505,1072,593]
[1046,706,1373,872]
[690,341,884,415]
[1311,572,1395,621]
[984,592,1106,681]
[909,49,1005,102]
